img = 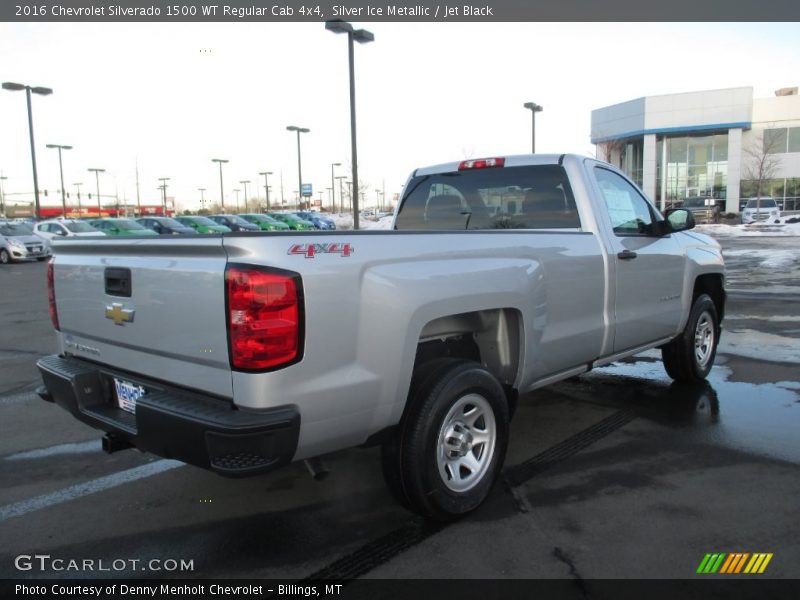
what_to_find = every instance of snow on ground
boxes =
[721,248,799,269]
[719,329,800,364]
[696,221,800,238]
[332,214,393,230]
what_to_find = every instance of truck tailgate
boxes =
[52,237,233,398]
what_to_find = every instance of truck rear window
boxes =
[395,165,581,231]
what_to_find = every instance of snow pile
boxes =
[696,222,800,237]
[332,214,393,230]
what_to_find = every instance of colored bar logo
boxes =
[697,553,773,574]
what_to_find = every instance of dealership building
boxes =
[591,86,800,214]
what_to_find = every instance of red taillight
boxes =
[225,265,303,371]
[458,157,505,170]
[47,258,60,331]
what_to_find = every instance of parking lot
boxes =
[1,234,799,588]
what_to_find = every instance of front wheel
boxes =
[381,358,510,521]
[662,294,719,383]
[0,249,11,264]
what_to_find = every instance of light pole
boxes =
[158,177,170,215]
[325,20,374,230]
[46,144,72,216]
[198,188,206,211]
[240,180,250,212]
[335,176,346,215]
[330,162,341,213]
[523,101,543,154]
[212,158,228,209]
[0,175,7,217]
[88,168,105,213]
[73,182,83,213]
[286,125,310,208]
[233,188,240,211]
[259,171,273,211]
[2,82,53,220]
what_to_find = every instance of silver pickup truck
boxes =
[37,154,725,520]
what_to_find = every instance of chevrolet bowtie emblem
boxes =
[105,303,135,326]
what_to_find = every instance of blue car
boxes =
[294,211,336,230]
[208,214,260,232]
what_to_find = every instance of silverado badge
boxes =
[105,303,135,326]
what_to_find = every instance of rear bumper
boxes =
[37,354,300,477]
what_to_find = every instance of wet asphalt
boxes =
[0,236,798,583]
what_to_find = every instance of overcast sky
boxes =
[1,22,799,212]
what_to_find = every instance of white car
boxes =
[741,197,781,224]
[33,219,106,240]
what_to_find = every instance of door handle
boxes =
[617,250,638,260]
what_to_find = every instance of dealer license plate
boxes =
[113,378,145,414]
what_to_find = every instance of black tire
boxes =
[662,293,719,383]
[36,257,49,262]
[381,358,510,521]
[0,249,11,265]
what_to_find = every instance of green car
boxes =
[239,213,291,231]
[267,212,315,231]
[87,218,158,236]
[175,215,232,234]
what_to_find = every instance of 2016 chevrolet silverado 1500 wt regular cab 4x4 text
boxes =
[37,154,725,520]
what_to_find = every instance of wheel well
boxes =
[693,274,725,325]
[414,309,522,413]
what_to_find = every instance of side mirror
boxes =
[665,208,695,233]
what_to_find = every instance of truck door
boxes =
[591,166,685,353]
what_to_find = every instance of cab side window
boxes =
[594,167,655,236]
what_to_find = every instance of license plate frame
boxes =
[113,377,145,414]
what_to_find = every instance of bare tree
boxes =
[742,127,783,211]
[592,131,627,166]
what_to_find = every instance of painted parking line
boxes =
[0,459,184,523]
[4,440,100,461]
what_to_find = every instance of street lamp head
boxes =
[46,144,73,150]
[31,87,53,96]
[88,168,105,173]
[212,158,229,164]
[259,171,273,176]
[353,29,375,44]
[332,162,342,167]
[2,82,26,91]
[524,102,543,112]
[325,20,353,34]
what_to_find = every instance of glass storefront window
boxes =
[788,128,800,153]
[764,128,788,154]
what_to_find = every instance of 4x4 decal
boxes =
[288,243,353,258]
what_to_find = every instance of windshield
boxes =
[181,216,216,226]
[116,220,148,231]
[0,223,33,236]
[745,199,777,208]
[65,221,100,233]
[228,215,253,226]
[158,218,185,228]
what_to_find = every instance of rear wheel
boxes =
[662,293,719,383]
[381,358,509,521]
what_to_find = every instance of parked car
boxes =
[175,216,231,234]
[680,197,721,224]
[38,154,725,520]
[741,197,781,224]
[208,214,260,232]
[86,218,159,236]
[136,217,196,235]
[0,221,52,263]
[294,211,336,230]
[239,213,291,231]
[267,212,314,231]
[34,219,106,241]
